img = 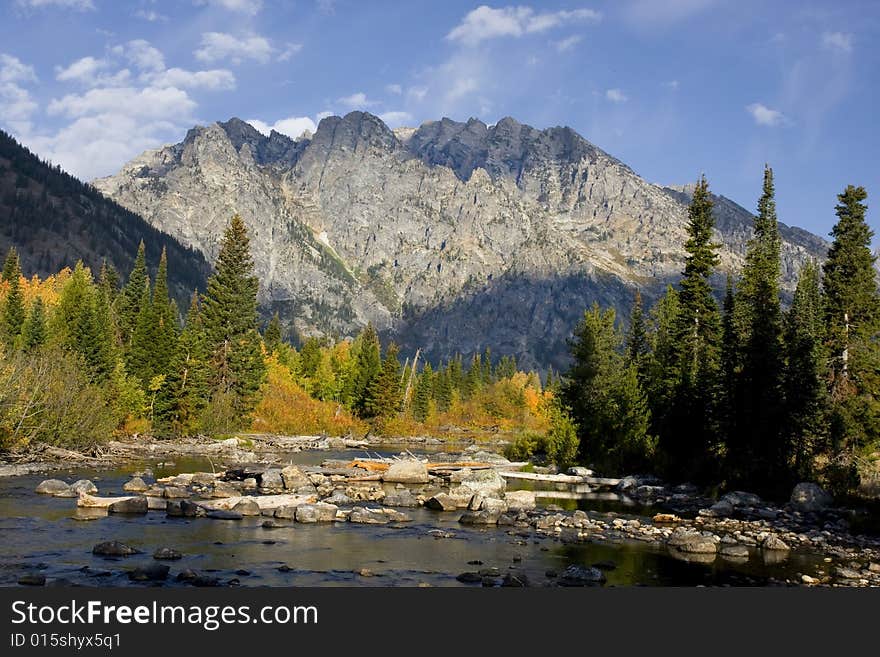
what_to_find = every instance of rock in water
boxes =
[667,530,718,554]
[108,497,149,514]
[69,479,98,495]
[424,493,458,511]
[123,477,149,492]
[557,565,606,586]
[260,469,284,492]
[295,503,338,523]
[281,465,314,491]
[153,547,183,560]
[18,573,46,586]
[349,507,410,524]
[383,461,429,484]
[383,488,420,508]
[762,535,790,552]
[232,499,262,516]
[790,482,833,512]
[207,509,243,520]
[35,479,70,496]
[504,490,536,512]
[93,541,140,557]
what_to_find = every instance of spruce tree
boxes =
[625,289,649,381]
[411,362,433,422]
[364,343,403,419]
[201,215,266,422]
[667,176,722,479]
[646,285,681,441]
[352,323,381,416]
[434,364,453,413]
[151,247,179,376]
[127,279,154,386]
[2,246,25,343]
[822,185,880,457]
[21,296,46,352]
[730,165,786,484]
[784,261,828,478]
[719,275,740,455]
[264,312,282,353]
[462,354,482,399]
[564,303,653,473]
[119,241,148,343]
[154,293,211,435]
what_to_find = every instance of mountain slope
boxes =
[94,113,828,369]
[0,129,210,307]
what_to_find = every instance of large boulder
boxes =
[383,488,420,508]
[108,497,149,514]
[69,480,98,495]
[281,465,315,492]
[667,530,718,554]
[295,503,338,523]
[790,482,833,512]
[383,461,429,484]
[35,479,70,496]
[504,490,536,512]
[721,491,762,507]
[453,469,506,497]
[123,477,149,493]
[232,499,262,516]
[425,493,459,511]
[557,565,606,586]
[349,506,411,524]
[260,469,284,492]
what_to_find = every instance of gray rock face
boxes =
[94,112,828,370]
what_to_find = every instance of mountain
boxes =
[0,129,210,307]
[94,112,828,370]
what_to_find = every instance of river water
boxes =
[0,448,826,587]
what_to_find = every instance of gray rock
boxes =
[721,490,762,507]
[323,489,353,506]
[667,531,718,554]
[425,492,459,511]
[458,509,502,525]
[349,506,410,524]
[383,460,429,484]
[18,573,46,586]
[454,469,507,497]
[93,541,140,557]
[274,505,298,520]
[207,509,243,520]
[69,479,98,495]
[567,466,594,477]
[762,535,790,551]
[295,503,338,523]
[153,547,183,560]
[557,565,606,586]
[179,500,206,517]
[108,497,149,514]
[281,465,314,491]
[790,482,833,512]
[206,482,239,498]
[719,544,750,559]
[382,488,420,507]
[260,469,284,491]
[504,490,536,512]
[162,486,190,499]
[123,477,149,492]
[35,479,70,495]
[232,499,262,516]
[705,500,734,517]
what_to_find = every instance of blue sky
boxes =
[0,0,878,243]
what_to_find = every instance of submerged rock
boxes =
[93,541,140,557]
[153,547,183,560]
[18,573,46,586]
[128,564,170,582]
[557,565,606,586]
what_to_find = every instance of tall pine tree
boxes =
[201,215,267,423]
[352,323,381,416]
[2,246,25,344]
[118,241,148,344]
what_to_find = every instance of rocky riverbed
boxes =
[2,439,879,587]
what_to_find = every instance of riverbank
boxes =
[5,436,878,587]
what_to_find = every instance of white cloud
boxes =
[379,111,414,127]
[16,0,94,9]
[195,32,274,65]
[407,86,428,102]
[386,83,403,95]
[822,31,853,53]
[447,5,601,45]
[553,35,582,52]
[55,56,108,84]
[746,102,785,126]
[338,92,379,109]
[146,67,236,91]
[48,86,197,120]
[665,79,680,91]
[447,77,478,102]
[315,110,334,122]
[247,116,317,139]
[277,43,303,62]
[135,9,168,22]
[605,88,628,103]
[194,0,263,15]
[112,40,166,72]
[0,54,38,134]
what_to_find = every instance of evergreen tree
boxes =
[2,246,25,343]
[299,337,323,379]
[462,354,482,399]
[666,176,722,479]
[822,185,880,457]
[434,364,453,413]
[21,297,46,352]
[719,275,740,453]
[645,285,681,441]
[625,289,649,381]
[118,241,148,343]
[784,261,828,478]
[154,293,211,435]
[151,247,179,376]
[352,323,381,416]
[411,362,433,422]
[564,303,654,473]
[495,355,517,380]
[264,312,282,353]
[481,347,493,384]
[200,215,267,422]
[728,166,786,484]
[126,279,154,386]
[364,343,403,419]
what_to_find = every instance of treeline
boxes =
[563,169,879,495]
[0,214,554,449]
